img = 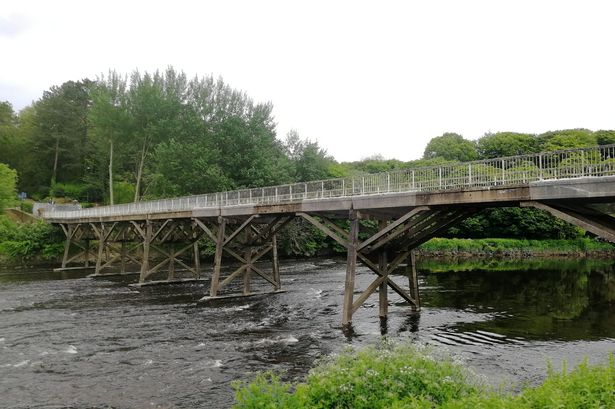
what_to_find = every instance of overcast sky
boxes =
[1,0,614,161]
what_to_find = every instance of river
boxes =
[1,257,614,408]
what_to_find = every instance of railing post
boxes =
[468,164,472,186]
[539,154,543,180]
[351,178,355,195]
[501,159,505,184]
[289,185,293,201]
[387,174,390,192]
[342,179,345,196]
[361,177,365,195]
[304,183,307,199]
[275,187,278,202]
[412,171,415,189]
[438,167,442,189]
[321,181,324,198]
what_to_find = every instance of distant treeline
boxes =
[1,66,614,249]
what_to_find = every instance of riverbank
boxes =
[233,342,615,409]
[418,237,615,258]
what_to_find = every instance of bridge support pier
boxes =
[87,222,141,277]
[300,206,476,326]
[54,223,96,272]
[134,219,204,284]
[199,216,289,301]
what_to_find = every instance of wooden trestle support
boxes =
[54,223,96,271]
[197,215,290,299]
[53,208,478,324]
[54,200,615,327]
[298,206,477,326]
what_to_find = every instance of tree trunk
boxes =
[108,138,114,205]
[51,136,60,185]
[134,141,147,203]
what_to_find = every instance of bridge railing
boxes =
[42,144,615,219]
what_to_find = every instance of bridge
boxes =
[41,144,615,326]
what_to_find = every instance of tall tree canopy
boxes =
[537,129,597,151]
[477,132,538,158]
[423,132,478,162]
[284,130,334,182]
[32,80,93,186]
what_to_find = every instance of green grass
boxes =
[419,237,615,254]
[232,342,614,409]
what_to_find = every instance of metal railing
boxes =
[42,144,615,220]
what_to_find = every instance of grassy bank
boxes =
[419,237,615,257]
[233,342,614,409]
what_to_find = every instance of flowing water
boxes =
[1,257,614,408]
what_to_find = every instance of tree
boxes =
[477,132,538,158]
[423,133,478,162]
[447,207,582,239]
[126,69,189,201]
[31,80,93,188]
[595,130,615,146]
[0,163,17,210]
[88,71,131,204]
[0,101,21,171]
[150,138,229,196]
[210,115,290,189]
[284,130,333,182]
[537,129,597,151]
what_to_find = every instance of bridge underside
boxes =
[53,209,615,325]
[54,187,615,327]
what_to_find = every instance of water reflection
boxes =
[418,257,615,340]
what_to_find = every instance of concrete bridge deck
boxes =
[41,145,615,327]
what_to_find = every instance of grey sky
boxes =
[1,0,614,161]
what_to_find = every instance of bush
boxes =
[233,342,614,409]
[49,182,102,202]
[233,342,480,409]
[19,200,34,214]
[113,181,135,204]
[0,216,63,260]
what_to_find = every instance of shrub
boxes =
[49,182,102,202]
[0,216,63,261]
[233,342,614,409]
[233,342,480,409]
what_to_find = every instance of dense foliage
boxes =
[1,67,614,252]
[0,163,17,211]
[233,342,614,409]
[0,216,63,261]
